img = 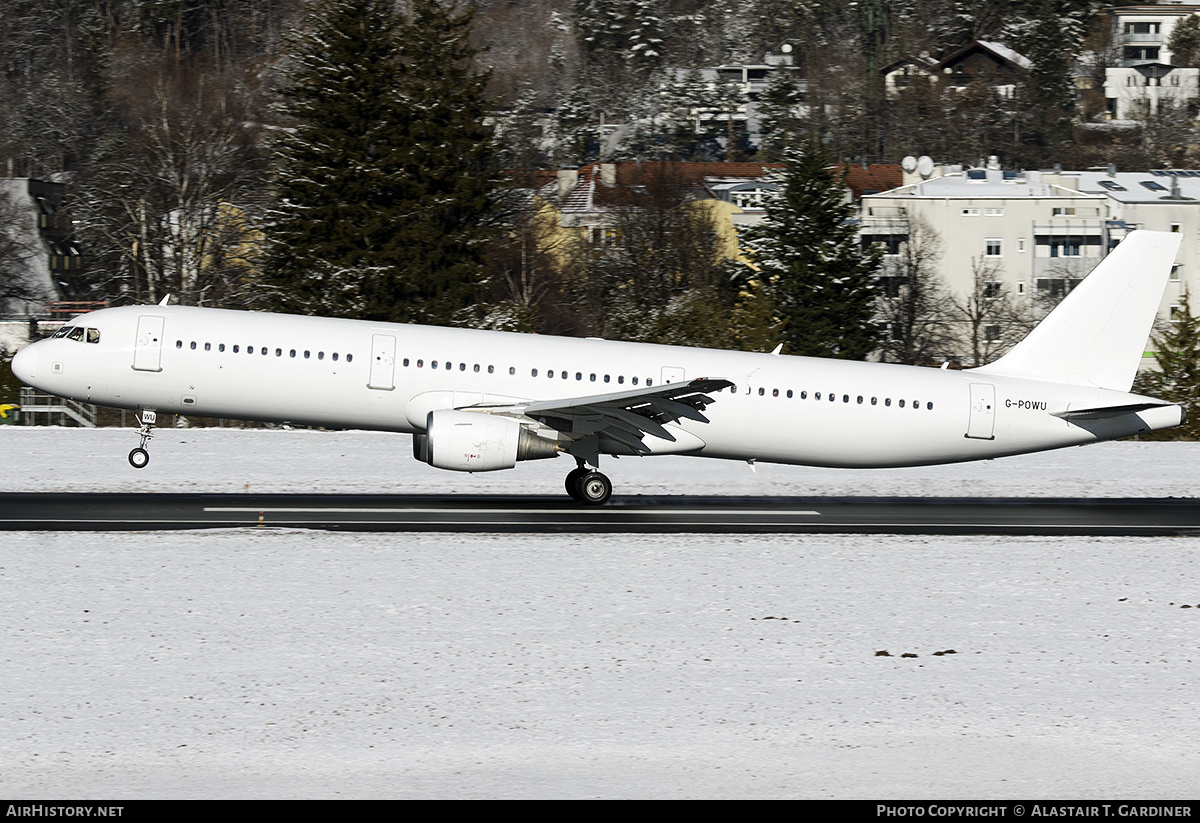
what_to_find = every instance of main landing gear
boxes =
[564,462,613,505]
[128,410,156,469]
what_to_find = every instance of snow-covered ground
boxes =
[1,426,1198,498]
[1,428,1198,798]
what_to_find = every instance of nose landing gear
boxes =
[128,410,156,469]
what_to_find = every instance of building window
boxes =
[985,239,1003,257]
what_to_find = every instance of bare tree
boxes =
[566,162,731,344]
[0,185,53,314]
[949,255,1032,366]
[873,215,953,365]
[79,65,267,308]
[480,185,571,332]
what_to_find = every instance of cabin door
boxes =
[132,315,165,372]
[966,383,996,440]
[368,334,397,391]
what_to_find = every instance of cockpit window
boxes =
[67,327,85,342]
[86,328,100,344]
[52,326,75,339]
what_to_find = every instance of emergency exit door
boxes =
[368,334,397,390]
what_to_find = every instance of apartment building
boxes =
[859,167,1198,353]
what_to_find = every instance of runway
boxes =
[3,492,1200,534]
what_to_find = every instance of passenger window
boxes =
[604,375,610,383]
[319,352,326,361]
[275,348,282,356]
[618,376,624,384]
[260,347,267,355]
[219,343,225,352]
[927,402,933,410]
[307,351,312,359]
[799,391,806,399]
[488,365,494,373]
[871,397,877,405]
[590,373,596,381]
[204,342,211,351]
[290,349,296,358]
[773,389,779,397]
[457,362,462,370]
[332,353,339,361]
[576,372,582,380]
[474,364,480,373]
[885,398,891,406]
[829,393,835,402]
[176,340,183,349]
[233,345,240,353]
[430,359,436,368]
[758,387,765,396]
[532,368,539,377]
[843,395,849,403]
[190,341,197,350]
[899,399,906,408]
[417,359,423,367]
[647,379,653,386]
[509,367,515,375]
[815,392,821,400]
[857,396,863,404]
[786,390,792,398]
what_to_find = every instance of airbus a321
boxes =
[11,230,1186,504]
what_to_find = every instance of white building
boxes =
[860,167,1197,360]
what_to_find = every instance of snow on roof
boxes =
[975,41,1033,70]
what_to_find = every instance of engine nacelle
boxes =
[420,409,558,472]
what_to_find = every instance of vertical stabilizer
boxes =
[973,230,1180,391]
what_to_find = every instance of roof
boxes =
[842,164,903,200]
[870,169,1104,200]
[548,161,783,214]
[936,40,1032,73]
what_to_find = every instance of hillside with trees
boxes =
[2,0,1199,353]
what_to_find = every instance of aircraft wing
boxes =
[465,377,734,463]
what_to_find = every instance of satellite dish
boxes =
[917,155,934,179]
[901,155,918,173]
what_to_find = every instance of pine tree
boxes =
[740,140,881,359]
[265,0,499,325]
[1134,289,1200,441]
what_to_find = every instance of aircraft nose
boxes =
[10,344,38,385]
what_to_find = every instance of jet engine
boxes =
[414,409,559,472]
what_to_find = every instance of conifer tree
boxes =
[1134,289,1200,440]
[265,0,498,325]
[740,140,881,359]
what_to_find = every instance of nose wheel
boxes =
[128,410,156,469]
[565,466,612,505]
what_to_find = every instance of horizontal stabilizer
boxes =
[1052,402,1175,421]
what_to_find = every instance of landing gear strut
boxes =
[128,410,156,469]
[564,462,613,505]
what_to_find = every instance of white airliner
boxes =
[10,230,1185,504]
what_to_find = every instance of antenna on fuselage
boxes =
[158,294,171,306]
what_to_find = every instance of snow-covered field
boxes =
[1,428,1198,798]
